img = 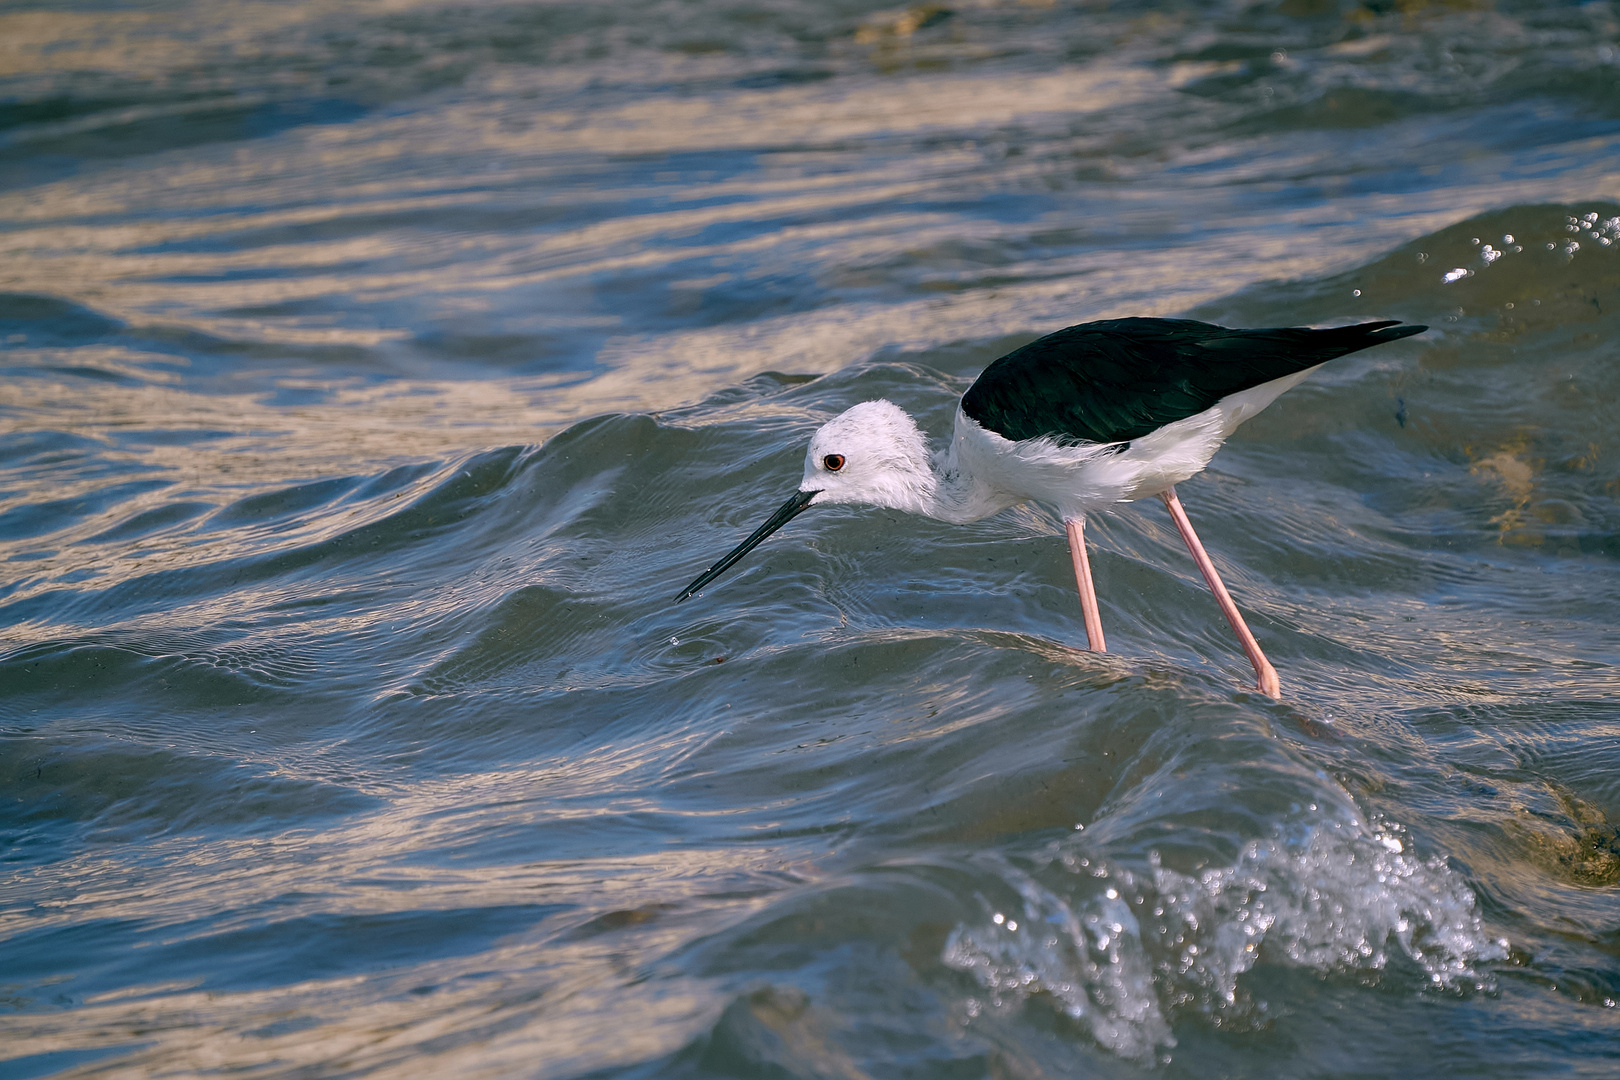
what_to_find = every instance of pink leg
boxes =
[1159,487,1281,699]
[1064,517,1107,653]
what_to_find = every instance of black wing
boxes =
[960,317,1427,445]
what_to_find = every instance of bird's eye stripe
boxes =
[824,454,845,471]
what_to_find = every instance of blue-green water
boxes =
[2,2,1619,1076]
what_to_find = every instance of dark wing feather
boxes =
[960,317,1426,444]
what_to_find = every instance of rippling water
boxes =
[3,1,1619,1076]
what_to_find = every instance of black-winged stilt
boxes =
[675,317,1427,698]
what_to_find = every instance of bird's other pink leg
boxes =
[1158,487,1281,699]
[1064,517,1107,653]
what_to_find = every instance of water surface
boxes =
[2,1,1619,1077]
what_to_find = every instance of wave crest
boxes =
[943,819,1508,1062]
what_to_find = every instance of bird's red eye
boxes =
[823,454,845,472]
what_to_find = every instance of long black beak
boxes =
[674,488,820,603]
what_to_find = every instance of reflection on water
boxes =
[3,1,1620,1077]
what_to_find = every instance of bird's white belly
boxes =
[947,366,1320,520]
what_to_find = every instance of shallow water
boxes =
[2,1,1619,1076]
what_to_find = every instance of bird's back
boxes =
[961,317,1426,445]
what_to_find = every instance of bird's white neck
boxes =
[926,424,1021,524]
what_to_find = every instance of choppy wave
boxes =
[4,2,1620,1077]
[945,819,1509,1062]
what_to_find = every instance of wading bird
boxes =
[675,317,1426,698]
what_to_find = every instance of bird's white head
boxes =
[672,399,938,604]
[801,399,936,515]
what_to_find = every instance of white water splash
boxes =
[943,819,1508,1063]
